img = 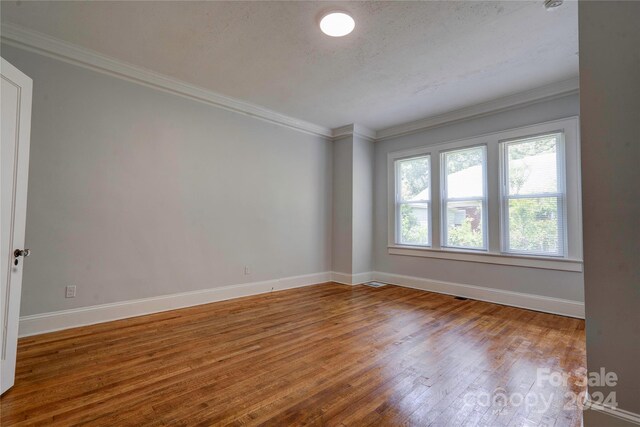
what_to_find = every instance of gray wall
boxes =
[373,93,584,302]
[579,1,640,418]
[1,44,332,317]
[352,134,374,275]
[331,136,353,274]
[3,40,587,319]
[331,133,374,276]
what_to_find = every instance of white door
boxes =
[1,57,32,395]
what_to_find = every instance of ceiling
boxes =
[0,1,578,131]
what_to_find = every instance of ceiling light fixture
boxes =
[319,12,355,37]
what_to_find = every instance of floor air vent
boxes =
[454,296,468,300]
[364,281,387,288]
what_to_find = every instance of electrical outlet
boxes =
[244,266,251,275]
[65,285,76,298]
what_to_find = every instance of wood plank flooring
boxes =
[1,283,586,426]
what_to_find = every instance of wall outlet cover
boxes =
[65,285,76,298]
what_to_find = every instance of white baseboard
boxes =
[19,269,585,337]
[584,395,640,426]
[372,271,585,318]
[331,271,373,285]
[18,271,331,337]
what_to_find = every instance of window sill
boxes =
[387,245,583,272]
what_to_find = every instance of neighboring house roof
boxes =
[406,152,556,201]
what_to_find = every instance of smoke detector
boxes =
[544,0,563,10]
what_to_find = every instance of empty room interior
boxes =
[1,1,638,426]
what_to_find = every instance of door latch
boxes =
[13,248,31,266]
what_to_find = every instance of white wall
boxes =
[579,1,640,422]
[1,44,332,317]
[373,93,584,302]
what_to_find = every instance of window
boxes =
[387,117,582,272]
[442,146,487,250]
[502,134,565,256]
[395,155,431,246]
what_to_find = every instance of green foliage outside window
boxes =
[400,204,428,245]
[508,198,559,253]
[447,217,483,248]
[445,149,483,174]
[507,136,560,254]
[400,157,430,200]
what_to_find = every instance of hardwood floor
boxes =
[1,283,586,426]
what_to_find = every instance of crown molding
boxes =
[331,124,376,142]
[375,77,580,141]
[0,22,333,139]
[1,22,579,144]
[331,79,578,143]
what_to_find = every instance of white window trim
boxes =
[440,145,489,251]
[500,132,567,257]
[395,155,432,247]
[387,116,582,273]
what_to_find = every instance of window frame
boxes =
[440,144,489,251]
[387,117,582,272]
[394,154,432,247]
[499,132,567,257]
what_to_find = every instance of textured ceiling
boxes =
[0,1,578,131]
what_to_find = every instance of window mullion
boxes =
[443,196,486,202]
[505,193,563,200]
[399,199,430,204]
[431,152,441,249]
[487,141,501,253]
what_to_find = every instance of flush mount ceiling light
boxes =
[319,12,355,37]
